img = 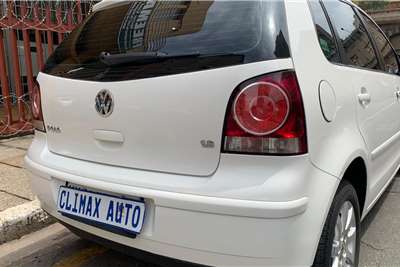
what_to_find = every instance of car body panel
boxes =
[26,131,339,266]
[40,59,293,177]
[24,0,400,266]
[286,0,400,217]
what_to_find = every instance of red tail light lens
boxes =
[223,71,307,155]
[234,82,290,135]
[32,81,46,132]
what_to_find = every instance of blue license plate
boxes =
[57,186,145,235]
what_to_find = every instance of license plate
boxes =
[57,186,145,235]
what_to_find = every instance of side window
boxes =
[362,14,399,74]
[309,1,340,63]
[323,0,379,70]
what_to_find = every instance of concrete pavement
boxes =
[0,135,35,211]
[0,135,53,244]
[0,223,156,267]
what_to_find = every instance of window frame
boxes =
[355,6,400,76]
[315,0,400,76]
[307,0,343,64]
[321,0,381,72]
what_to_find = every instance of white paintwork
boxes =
[25,1,400,266]
[92,0,126,12]
[93,130,124,143]
[26,132,338,265]
[286,0,400,217]
[39,59,293,177]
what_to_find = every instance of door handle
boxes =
[396,91,400,101]
[358,88,371,107]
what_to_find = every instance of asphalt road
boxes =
[1,177,400,267]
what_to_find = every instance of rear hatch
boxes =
[40,0,290,176]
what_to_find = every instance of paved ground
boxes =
[0,224,154,267]
[0,135,35,211]
[359,177,400,266]
[0,135,400,266]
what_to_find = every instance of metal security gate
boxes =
[0,0,95,138]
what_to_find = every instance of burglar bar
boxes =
[0,0,92,137]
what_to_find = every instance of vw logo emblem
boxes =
[95,89,114,117]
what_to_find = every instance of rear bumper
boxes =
[25,132,340,266]
[25,156,308,220]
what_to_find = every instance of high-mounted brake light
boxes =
[32,81,46,132]
[223,71,307,155]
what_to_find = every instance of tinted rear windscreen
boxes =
[44,1,290,82]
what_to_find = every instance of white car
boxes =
[25,0,400,266]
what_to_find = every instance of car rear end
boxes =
[26,1,339,265]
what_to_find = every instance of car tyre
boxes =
[313,180,361,267]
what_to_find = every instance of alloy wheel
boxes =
[331,201,357,267]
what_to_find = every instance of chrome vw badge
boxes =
[95,89,114,117]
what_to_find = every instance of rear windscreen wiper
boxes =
[99,51,201,66]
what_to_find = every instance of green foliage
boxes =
[353,0,389,11]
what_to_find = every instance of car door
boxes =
[359,10,400,197]
[323,0,400,201]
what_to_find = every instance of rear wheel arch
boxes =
[313,180,361,267]
[339,157,368,215]
[311,156,367,265]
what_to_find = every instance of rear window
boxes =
[43,1,290,82]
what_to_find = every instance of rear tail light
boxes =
[223,71,307,155]
[32,81,46,132]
